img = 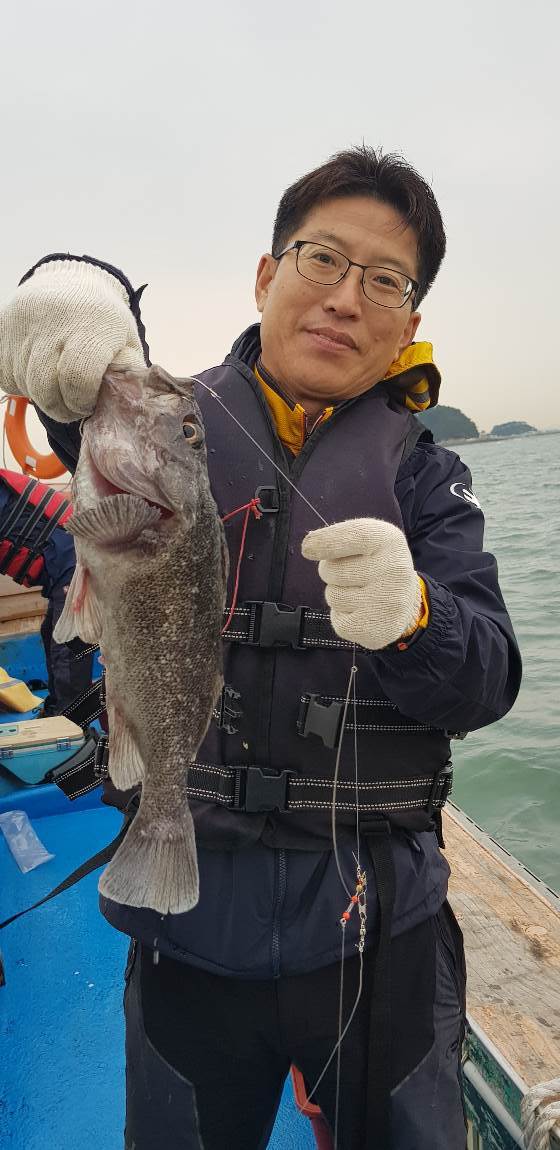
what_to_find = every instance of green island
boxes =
[418,406,544,444]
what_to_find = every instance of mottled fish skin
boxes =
[54,366,227,914]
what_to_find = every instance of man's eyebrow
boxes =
[307,231,413,276]
[310,230,346,247]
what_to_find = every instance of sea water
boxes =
[448,432,560,890]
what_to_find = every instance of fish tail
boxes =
[98,802,199,915]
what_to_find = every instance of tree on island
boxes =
[418,405,479,443]
[489,421,536,437]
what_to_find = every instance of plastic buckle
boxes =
[297,694,344,749]
[248,601,306,649]
[426,761,453,814]
[254,486,280,514]
[234,766,293,812]
[93,734,110,780]
[214,685,242,734]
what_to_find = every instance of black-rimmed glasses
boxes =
[274,240,418,309]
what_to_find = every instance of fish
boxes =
[54,365,227,915]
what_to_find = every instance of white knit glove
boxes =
[302,518,422,651]
[0,260,146,422]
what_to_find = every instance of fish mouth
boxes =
[87,459,177,519]
[114,486,175,519]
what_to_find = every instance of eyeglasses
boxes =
[274,240,418,309]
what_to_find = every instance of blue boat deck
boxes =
[0,629,315,1148]
[0,786,316,1149]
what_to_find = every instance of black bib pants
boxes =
[123,902,467,1150]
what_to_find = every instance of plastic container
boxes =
[0,717,85,785]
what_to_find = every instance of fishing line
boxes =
[335,926,346,1145]
[330,660,359,900]
[190,377,330,527]
[306,646,367,1137]
[191,374,368,1142]
[353,666,361,869]
[306,941,366,1105]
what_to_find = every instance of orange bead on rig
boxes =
[339,866,368,928]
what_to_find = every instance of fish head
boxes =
[81,365,210,522]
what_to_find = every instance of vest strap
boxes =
[0,485,58,580]
[47,677,107,801]
[61,676,105,728]
[0,478,38,573]
[46,713,453,811]
[12,495,70,582]
[222,601,356,651]
[46,733,101,799]
[65,639,100,661]
[9,486,53,544]
[297,692,441,749]
[186,759,453,814]
[0,476,37,536]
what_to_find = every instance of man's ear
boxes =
[255,254,278,314]
[398,310,422,355]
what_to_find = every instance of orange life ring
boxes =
[4,396,66,480]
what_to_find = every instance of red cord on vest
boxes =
[221,498,262,634]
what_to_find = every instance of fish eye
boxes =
[183,419,204,447]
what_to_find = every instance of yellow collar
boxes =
[253,364,334,455]
[253,341,441,453]
[382,342,441,412]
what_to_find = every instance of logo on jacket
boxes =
[449,482,481,509]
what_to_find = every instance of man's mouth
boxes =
[306,327,358,350]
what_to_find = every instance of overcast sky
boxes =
[1,0,559,440]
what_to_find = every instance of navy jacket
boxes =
[34,320,522,978]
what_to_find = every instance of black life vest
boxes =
[183,358,452,850]
[0,469,72,586]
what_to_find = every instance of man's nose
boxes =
[321,267,363,315]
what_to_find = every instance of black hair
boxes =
[272,145,446,305]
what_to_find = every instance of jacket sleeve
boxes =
[35,411,82,474]
[373,445,522,732]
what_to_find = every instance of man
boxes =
[0,469,94,715]
[0,147,521,1150]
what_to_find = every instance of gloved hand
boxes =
[0,260,146,422]
[302,518,423,650]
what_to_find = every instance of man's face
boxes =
[255,195,422,409]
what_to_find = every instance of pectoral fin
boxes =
[67,495,161,546]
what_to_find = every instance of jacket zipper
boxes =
[271,848,287,977]
[304,409,330,442]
